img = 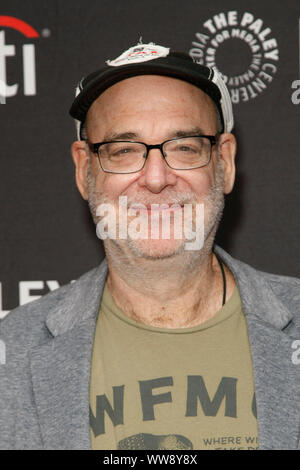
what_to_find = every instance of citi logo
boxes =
[0,15,39,100]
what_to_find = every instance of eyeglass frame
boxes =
[87,134,219,174]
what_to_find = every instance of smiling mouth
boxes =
[129,204,184,213]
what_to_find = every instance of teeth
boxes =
[130,203,184,208]
[129,205,184,212]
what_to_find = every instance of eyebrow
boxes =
[171,127,207,138]
[102,127,208,142]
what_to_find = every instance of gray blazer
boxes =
[0,245,299,449]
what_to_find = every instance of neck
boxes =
[104,241,236,328]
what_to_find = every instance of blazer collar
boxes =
[45,244,292,338]
[45,259,108,337]
[214,245,293,329]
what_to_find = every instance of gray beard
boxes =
[86,153,225,272]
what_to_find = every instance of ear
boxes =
[218,133,237,194]
[71,141,90,200]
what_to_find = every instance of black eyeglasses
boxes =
[88,135,218,174]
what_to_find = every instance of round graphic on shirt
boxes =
[117,432,194,450]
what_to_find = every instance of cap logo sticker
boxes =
[106,43,170,67]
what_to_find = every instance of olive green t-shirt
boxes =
[90,283,258,450]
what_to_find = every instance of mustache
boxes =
[124,192,199,208]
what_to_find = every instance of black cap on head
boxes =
[69,43,234,139]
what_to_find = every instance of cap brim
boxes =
[69,57,222,126]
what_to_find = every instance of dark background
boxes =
[0,0,299,317]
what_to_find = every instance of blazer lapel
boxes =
[30,318,95,449]
[215,245,300,450]
[30,260,108,449]
[246,318,300,449]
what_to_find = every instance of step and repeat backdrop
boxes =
[0,0,299,318]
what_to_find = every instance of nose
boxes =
[137,148,177,193]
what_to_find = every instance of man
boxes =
[0,43,299,450]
